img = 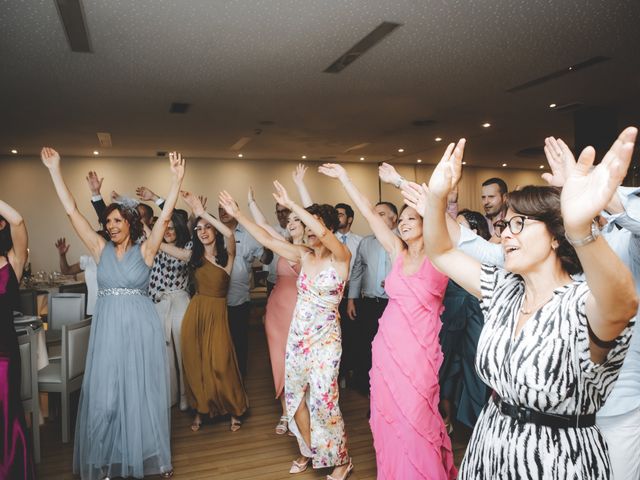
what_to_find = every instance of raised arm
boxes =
[404,140,482,298]
[219,190,306,263]
[247,187,287,241]
[55,238,82,275]
[0,200,28,279]
[85,170,107,220]
[42,148,106,261]
[272,180,350,263]
[318,163,403,258]
[182,191,231,237]
[561,127,639,347]
[292,164,313,208]
[141,152,185,265]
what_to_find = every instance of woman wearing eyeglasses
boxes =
[164,192,248,433]
[404,131,638,479]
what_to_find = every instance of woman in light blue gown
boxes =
[42,148,185,479]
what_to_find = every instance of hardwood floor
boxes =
[36,309,471,479]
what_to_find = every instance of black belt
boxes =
[491,392,595,428]
[362,296,388,303]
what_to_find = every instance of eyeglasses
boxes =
[194,224,214,232]
[493,215,541,237]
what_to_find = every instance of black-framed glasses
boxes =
[493,215,541,237]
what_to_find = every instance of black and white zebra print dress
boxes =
[458,265,635,479]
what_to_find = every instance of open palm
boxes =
[218,191,240,217]
[181,190,204,216]
[169,152,185,181]
[561,127,637,231]
[427,139,465,199]
[318,163,348,182]
[41,147,61,169]
[272,180,294,209]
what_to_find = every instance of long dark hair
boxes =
[100,203,144,243]
[189,215,229,269]
[507,186,582,275]
[168,211,191,248]
[0,215,12,257]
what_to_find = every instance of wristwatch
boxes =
[565,220,600,247]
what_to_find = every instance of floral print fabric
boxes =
[284,265,349,468]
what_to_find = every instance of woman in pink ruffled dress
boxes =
[320,163,456,480]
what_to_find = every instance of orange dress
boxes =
[181,261,248,416]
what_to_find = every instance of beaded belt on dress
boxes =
[98,288,147,297]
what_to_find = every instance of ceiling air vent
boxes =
[96,132,112,147]
[507,56,611,93]
[324,22,402,74]
[169,102,190,114]
[412,119,437,127]
[55,0,92,53]
[156,151,167,157]
[516,146,544,157]
[553,102,584,113]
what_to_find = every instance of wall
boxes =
[0,155,544,271]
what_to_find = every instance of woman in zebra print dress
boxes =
[403,131,639,479]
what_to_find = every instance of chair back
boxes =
[48,293,85,331]
[18,289,38,316]
[18,327,41,463]
[59,283,88,315]
[63,319,91,381]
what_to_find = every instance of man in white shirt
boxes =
[347,201,397,394]
[219,205,273,378]
[481,177,508,239]
[335,202,362,388]
[54,238,97,316]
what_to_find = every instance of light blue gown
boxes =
[73,242,172,479]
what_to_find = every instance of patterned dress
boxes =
[284,264,349,469]
[459,265,635,479]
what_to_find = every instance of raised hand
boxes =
[561,127,637,233]
[247,186,256,205]
[55,237,70,255]
[318,163,349,182]
[401,182,429,217]
[378,163,402,185]
[218,191,241,218]
[41,147,61,169]
[111,190,122,203]
[542,137,575,187]
[169,152,186,181]
[86,171,104,196]
[272,180,294,209]
[181,190,205,216]
[427,139,466,199]
[292,164,308,184]
[136,186,158,202]
[198,195,208,211]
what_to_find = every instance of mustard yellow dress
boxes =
[181,261,248,417]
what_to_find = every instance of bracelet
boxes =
[565,221,600,247]
[394,177,406,189]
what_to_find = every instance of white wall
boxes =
[0,155,544,271]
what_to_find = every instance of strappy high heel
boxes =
[327,459,353,480]
[275,416,289,435]
[289,456,311,474]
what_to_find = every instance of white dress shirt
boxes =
[227,224,264,306]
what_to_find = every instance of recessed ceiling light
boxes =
[238,153,243,158]
[360,157,365,161]
[10,149,17,154]
[502,163,507,167]
[397,148,404,153]
[462,161,467,165]
[482,123,491,128]
[435,137,442,142]
[301,155,307,159]
[539,165,545,169]
[93,151,99,155]
[568,66,573,71]
[417,159,422,163]
[549,103,557,108]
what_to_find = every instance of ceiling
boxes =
[1,0,640,169]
